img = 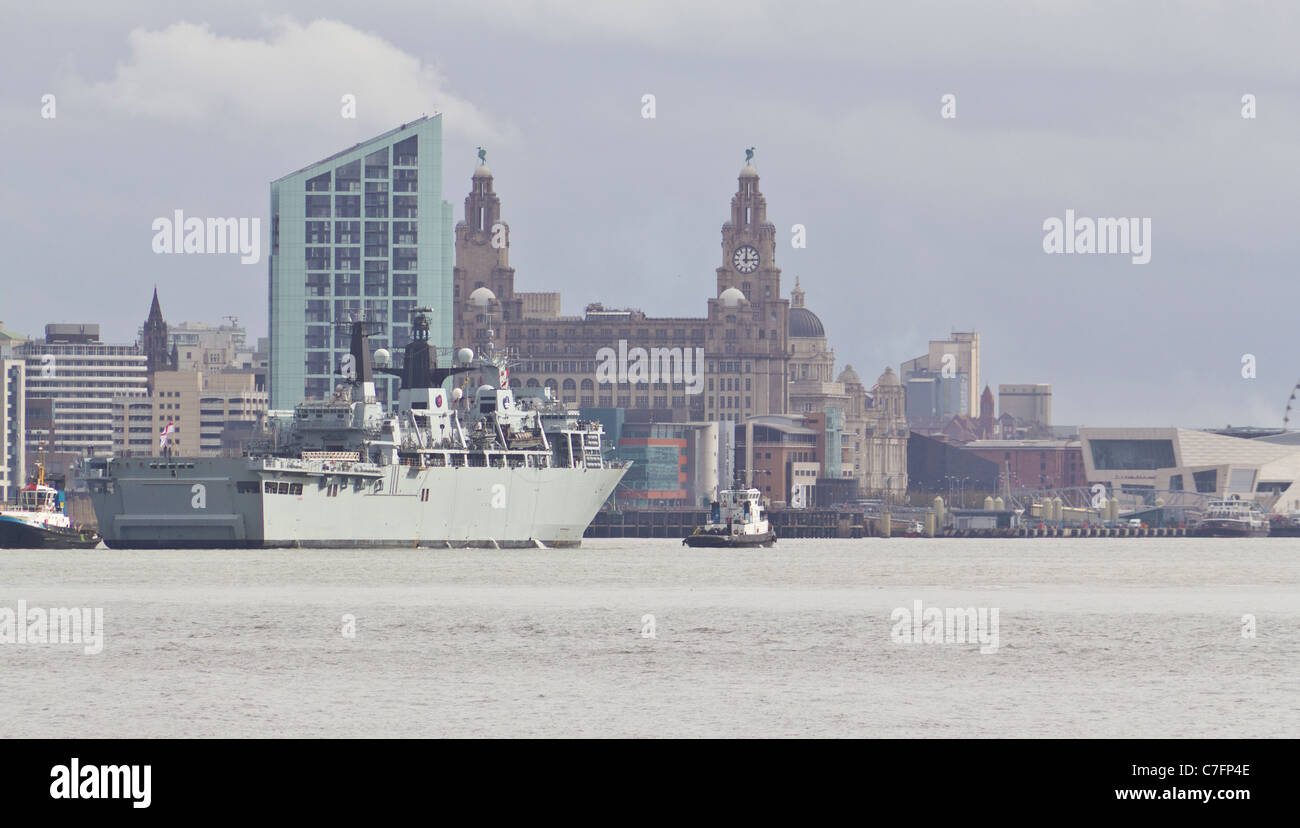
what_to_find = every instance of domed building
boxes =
[785,280,908,500]
[788,278,844,407]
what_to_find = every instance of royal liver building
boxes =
[452,150,906,500]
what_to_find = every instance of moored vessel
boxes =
[1191,497,1270,538]
[86,309,628,549]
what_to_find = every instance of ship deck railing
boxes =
[252,457,383,477]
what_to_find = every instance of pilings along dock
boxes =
[584,507,1190,539]
[587,507,862,539]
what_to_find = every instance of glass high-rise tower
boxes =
[269,116,453,409]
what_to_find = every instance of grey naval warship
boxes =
[85,309,627,548]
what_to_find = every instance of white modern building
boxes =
[1079,427,1300,513]
[16,324,148,456]
[2,358,25,500]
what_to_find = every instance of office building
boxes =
[901,331,981,429]
[0,321,28,355]
[737,415,822,506]
[2,359,25,499]
[16,324,148,456]
[269,115,454,409]
[113,370,266,457]
[166,321,253,373]
[585,410,735,508]
[999,383,1052,427]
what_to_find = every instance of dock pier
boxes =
[584,508,1188,539]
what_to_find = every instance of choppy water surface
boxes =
[1,538,1296,738]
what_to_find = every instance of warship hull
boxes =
[88,457,625,549]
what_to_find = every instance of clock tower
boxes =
[453,158,520,350]
[705,154,790,420]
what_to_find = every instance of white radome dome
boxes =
[719,287,747,308]
[469,286,496,307]
[451,387,463,401]
[456,347,474,364]
[373,348,391,367]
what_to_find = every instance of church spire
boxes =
[147,286,164,325]
[979,385,996,437]
[791,276,805,308]
[142,287,173,392]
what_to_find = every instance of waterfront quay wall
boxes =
[584,509,1191,539]
[586,508,867,539]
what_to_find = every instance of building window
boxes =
[393,136,418,165]
[334,274,361,296]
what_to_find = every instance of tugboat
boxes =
[0,462,101,549]
[1191,496,1270,538]
[683,487,776,548]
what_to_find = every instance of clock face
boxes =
[732,245,760,274]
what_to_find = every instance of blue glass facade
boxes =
[269,116,453,408]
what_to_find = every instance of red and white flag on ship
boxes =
[498,367,509,387]
[159,421,176,448]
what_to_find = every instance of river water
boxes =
[1,538,1295,738]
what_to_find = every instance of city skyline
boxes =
[3,3,1298,428]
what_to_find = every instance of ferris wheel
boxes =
[1285,380,1300,428]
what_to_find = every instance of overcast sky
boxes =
[2,1,1297,428]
